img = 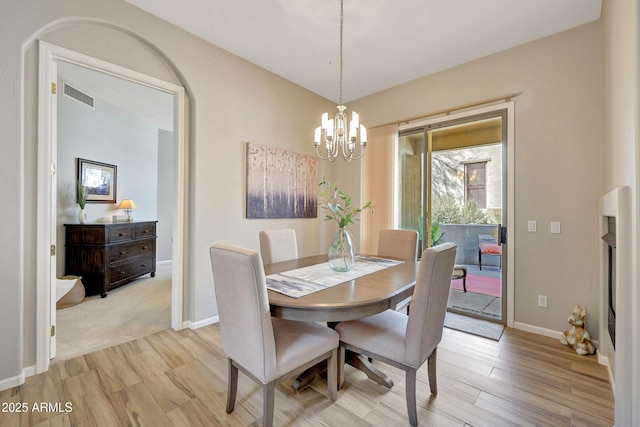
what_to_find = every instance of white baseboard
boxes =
[0,371,26,392]
[23,365,36,377]
[597,350,616,395]
[183,315,219,330]
[513,321,564,340]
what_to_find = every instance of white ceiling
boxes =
[56,0,602,130]
[125,0,602,103]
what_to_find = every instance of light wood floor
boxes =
[0,325,614,426]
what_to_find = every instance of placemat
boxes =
[266,256,402,298]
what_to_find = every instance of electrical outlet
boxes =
[551,221,561,234]
[528,221,537,232]
[538,295,548,308]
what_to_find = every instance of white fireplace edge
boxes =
[600,185,631,424]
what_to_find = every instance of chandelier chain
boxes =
[339,0,343,105]
[313,0,367,162]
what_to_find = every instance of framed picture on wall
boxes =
[246,142,318,218]
[77,158,117,203]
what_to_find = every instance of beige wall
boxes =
[0,0,337,385]
[347,22,603,336]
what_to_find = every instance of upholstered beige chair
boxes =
[210,244,338,427]
[377,229,419,262]
[336,242,457,427]
[377,229,419,312]
[259,228,299,264]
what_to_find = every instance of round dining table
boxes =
[264,254,419,389]
[265,254,418,321]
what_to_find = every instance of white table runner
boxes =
[266,256,402,298]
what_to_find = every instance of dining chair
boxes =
[377,229,419,312]
[377,229,419,262]
[259,228,299,264]
[336,242,457,427]
[210,244,339,427]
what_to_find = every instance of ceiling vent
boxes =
[63,82,95,109]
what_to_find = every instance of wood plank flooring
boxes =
[0,325,614,426]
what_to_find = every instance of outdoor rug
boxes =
[444,312,505,341]
[450,274,502,297]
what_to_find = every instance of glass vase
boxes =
[328,228,355,272]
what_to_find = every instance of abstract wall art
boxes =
[246,142,318,218]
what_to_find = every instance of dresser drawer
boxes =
[108,224,135,243]
[136,223,156,238]
[108,240,155,264]
[108,256,154,286]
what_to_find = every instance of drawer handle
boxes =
[119,233,125,237]
[141,246,147,250]
[141,230,148,234]
[119,271,126,275]
[119,251,126,255]
[141,264,147,268]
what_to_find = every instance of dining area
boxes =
[209,228,458,427]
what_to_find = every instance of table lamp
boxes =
[118,199,137,222]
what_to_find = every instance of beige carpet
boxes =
[54,261,172,362]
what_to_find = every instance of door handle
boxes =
[499,225,507,245]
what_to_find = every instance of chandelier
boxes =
[314,0,367,162]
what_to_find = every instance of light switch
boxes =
[551,221,561,234]
[527,221,537,232]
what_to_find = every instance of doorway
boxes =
[396,106,512,324]
[36,41,187,372]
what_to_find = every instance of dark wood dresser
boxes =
[64,221,158,297]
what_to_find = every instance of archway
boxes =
[35,23,189,373]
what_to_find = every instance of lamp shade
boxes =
[118,199,137,209]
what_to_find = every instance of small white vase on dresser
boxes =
[78,208,86,224]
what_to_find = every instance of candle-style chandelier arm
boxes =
[314,105,367,162]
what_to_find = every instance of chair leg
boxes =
[327,349,338,401]
[427,347,438,394]
[405,367,418,427]
[226,358,238,413]
[337,346,345,389]
[262,381,275,427]
[479,250,482,270]
[462,275,467,292]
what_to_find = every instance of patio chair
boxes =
[478,234,502,270]
[452,265,468,292]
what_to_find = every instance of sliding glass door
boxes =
[396,110,507,323]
